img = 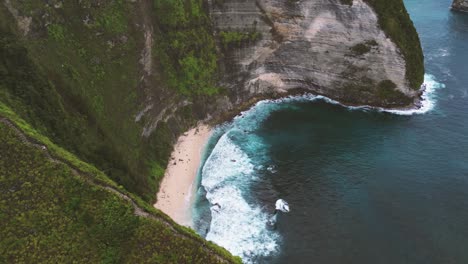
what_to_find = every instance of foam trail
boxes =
[202,134,279,263]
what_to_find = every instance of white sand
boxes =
[154,125,212,227]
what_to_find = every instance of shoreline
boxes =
[211,83,429,125]
[154,74,438,227]
[154,124,213,227]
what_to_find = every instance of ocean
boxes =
[193,0,468,263]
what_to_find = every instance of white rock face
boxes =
[452,0,468,12]
[210,0,420,107]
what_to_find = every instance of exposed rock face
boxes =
[452,0,468,12]
[3,0,31,35]
[211,0,421,107]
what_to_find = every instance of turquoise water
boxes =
[194,1,468,263]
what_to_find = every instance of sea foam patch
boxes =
[384,74,445,115]
[202,134,279,263]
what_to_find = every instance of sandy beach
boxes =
[154,124,212,227]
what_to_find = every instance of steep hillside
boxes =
[0,0,220,202]
[0,104,240,263]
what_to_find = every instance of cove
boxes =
[194,0,468,263]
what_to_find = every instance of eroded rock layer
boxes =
[452,0,468,12]
[211,0,422,107]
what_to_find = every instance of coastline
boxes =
[211,83,429,126]
[154,74,438,227]
[154,124,213,227]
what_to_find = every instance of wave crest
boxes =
[201,134,279,262]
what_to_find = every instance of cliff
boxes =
[452,0,468,12]
[1,0,240,261]
[0,0,217,202]
[210,0,424,108]
[0,0,423,262]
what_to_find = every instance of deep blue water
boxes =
[194,1,468,263]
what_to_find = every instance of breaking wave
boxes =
[201,134,279,263]
[384,74,445,115]
[231,73,444,117]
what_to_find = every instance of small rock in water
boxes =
[231,159,236,162]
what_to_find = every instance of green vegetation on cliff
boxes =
[219,30,261,50]
[0,0,220,203]
[0,109,239,263]
[154,0,220,96]
[0,0,154,201]
[350,40,378,56]
[0,1,238,262]
[365,0,425,89]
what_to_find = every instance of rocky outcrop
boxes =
[3,0,31,35]
[452,0,468,12]
[210,0,423,108]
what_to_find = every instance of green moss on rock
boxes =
[219,30,261,50]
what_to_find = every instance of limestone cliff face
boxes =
[452,0,468,12]
[211,0,422,108]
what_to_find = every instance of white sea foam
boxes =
[383,74,445,115]
[201,134,254,191]
[267,165,277,173]
[437,48,450,57]
[202,134,279,262]
[232,73,444,117]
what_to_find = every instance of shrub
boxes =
[350,43,371,56]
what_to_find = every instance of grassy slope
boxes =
[0,0,220,202]
[0,1,240,262]
[0,0,157,202]
[0,105,240,263]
